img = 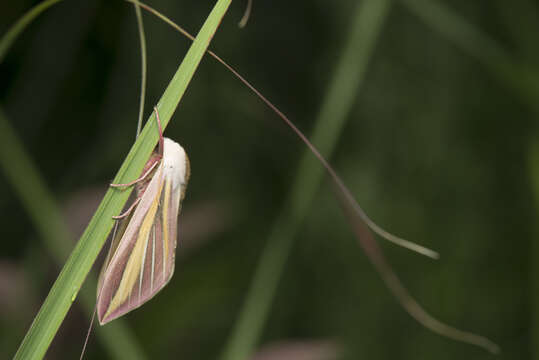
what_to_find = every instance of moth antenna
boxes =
[154,106,165,157]
[238,0,252,28]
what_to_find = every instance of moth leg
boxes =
[110,160,160,188]
[112,197,141,219]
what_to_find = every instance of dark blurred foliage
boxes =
[0,0,537,359]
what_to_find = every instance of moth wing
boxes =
[97,211,132,294]
[97,164,182,324]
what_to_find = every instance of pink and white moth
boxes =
[96,107,190,325]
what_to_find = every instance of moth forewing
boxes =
[97,138,189,325]
[97,213,132,294]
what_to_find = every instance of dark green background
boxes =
[0,0,536,359]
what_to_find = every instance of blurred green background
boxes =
[0,0,536,359]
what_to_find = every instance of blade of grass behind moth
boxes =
[13,1,231,359]
[399,0,539,110]
[0,109,147,359]
[133,2,147,138]
[0,0,63,63]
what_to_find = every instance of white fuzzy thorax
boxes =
[162,138,188,190]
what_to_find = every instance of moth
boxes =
[96,107,190,325]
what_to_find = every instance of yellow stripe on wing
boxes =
[104,180,165,319]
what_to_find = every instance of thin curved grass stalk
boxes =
[128,0,498,355]
[133,2,148,137]
[127,0,437,260]
[336,182,500,354]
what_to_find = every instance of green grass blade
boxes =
[0,0,63,63]
[219,1,391,359]
[13,1,231,359]
[0,109,147,360]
